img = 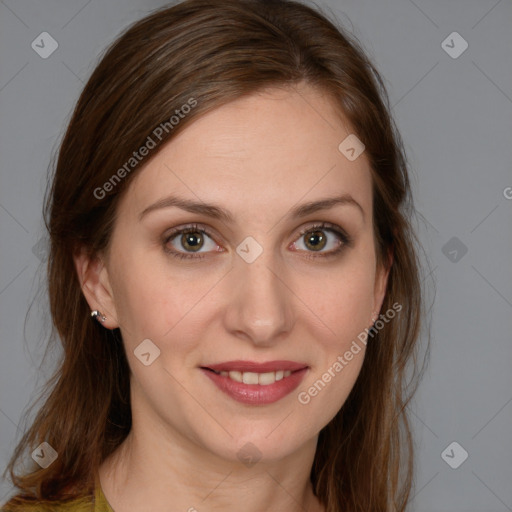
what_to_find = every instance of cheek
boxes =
[109,248,224,349]
[295,251,376,412]
[296,268,373,427]
[304,259,376,348]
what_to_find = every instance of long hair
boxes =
[2,1,426,510]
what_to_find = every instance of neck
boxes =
[99,424,324,512]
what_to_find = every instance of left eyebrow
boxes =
[288,194,365,222]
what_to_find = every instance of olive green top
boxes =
[1,474,114,512]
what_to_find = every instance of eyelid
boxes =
[289,222,352,260]
[163,223,218,242]
[163,223,221,260]
[295,221,352,245]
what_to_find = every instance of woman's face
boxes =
[86,83,388,464]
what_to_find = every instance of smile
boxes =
[209,369,293,385]
[200,360,309,405]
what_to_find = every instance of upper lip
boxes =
[202,360,308,373]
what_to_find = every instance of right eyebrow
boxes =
[139,195,235,223]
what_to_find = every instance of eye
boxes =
[290,222,351,258]
[164,224,221,260]
[163,222,351,261]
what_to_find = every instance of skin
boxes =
[75,82,389,512]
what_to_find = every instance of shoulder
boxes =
[1,495,94,512]
[1,474,110,512]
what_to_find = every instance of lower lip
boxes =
[201,368,308,405]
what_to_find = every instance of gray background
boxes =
[1,0,511,510]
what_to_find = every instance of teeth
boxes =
[219,370,293,385]
[228,370,242,382]
[258,371,276,385]
[242,372,259,385]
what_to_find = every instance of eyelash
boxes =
[163,222,352,261]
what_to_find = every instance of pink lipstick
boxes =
[200,360,309,405]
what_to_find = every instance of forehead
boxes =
[120,84,373,222]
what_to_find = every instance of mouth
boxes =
[201,367,302,385]
[200,360,309,404]
[200,360,308,385]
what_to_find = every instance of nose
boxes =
[223,250,295,347]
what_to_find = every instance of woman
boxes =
[2,0,425,510]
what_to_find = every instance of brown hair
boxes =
[2,1,426,510]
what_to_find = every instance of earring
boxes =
[91,310,106,323]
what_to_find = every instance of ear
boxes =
[371,247,393,322]
[73,248,119,329]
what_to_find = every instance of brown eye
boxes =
[291,223,351,258]
[304,230,327,251]
[164,225,220,259]
[181,231,203,252]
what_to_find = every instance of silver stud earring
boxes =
[91,310,106,323]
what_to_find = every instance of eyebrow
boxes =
[138,193,365,223]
